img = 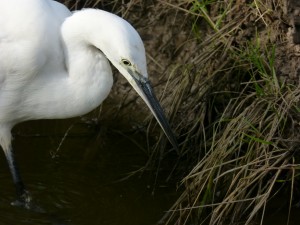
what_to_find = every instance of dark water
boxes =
[1,120,299,225]
[0,119,176,225]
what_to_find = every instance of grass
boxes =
[151,1,300,225]
[60,0,300,224]
[165,84,300,224]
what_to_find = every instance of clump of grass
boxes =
[156,0,300,224]
[164,72,300,224]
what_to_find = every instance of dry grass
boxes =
[157,1,300,225]
[60,0,300,224]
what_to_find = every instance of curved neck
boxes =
[20,24,113,121]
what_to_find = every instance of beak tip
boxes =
[132,74,179,153]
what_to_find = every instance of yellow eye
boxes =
[121,59,132,66]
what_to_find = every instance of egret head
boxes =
[70,9,178,150]
[93,10,148,82]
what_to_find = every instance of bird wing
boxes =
[0,0,71,122]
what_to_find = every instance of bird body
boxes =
[0,0,178,207]
[1,0,112,123]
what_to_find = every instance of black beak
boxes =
[131,74,179,151]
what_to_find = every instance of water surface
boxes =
[1,120,298,225]
[0,119,176,225]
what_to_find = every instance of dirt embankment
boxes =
[60,1,300,224]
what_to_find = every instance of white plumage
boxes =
[0,0,177,207]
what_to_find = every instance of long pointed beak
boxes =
[129,72,179,152]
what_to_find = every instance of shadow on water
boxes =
[0,119,177,225]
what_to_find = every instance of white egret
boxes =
[0,0,178,207]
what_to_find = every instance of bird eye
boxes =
[121,59,132,66]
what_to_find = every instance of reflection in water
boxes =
[0,120,176,225]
